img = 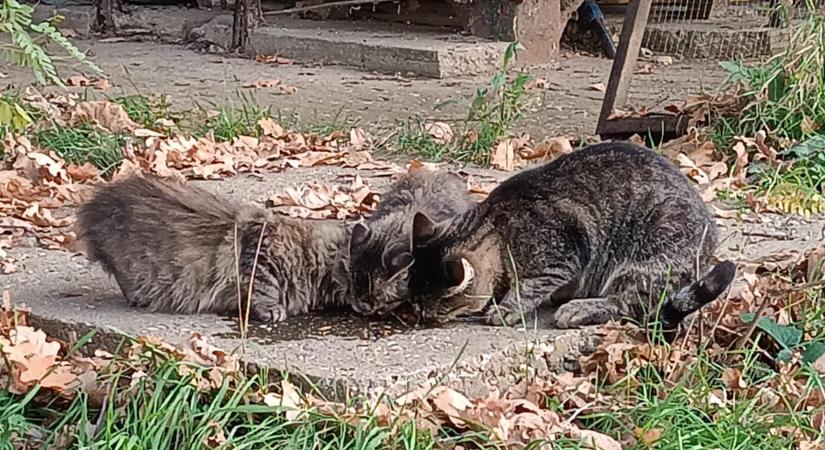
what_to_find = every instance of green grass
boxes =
[393,42,533,164]
[34,123,126,176]
[189,92,274,142]
[582,360,804,449]
[111,94,172,130]
[393,117,455,160]
[711,1,825,144]
[708,2,825,208]
[0,355,440,450]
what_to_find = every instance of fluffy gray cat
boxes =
[77,174,350,322]
[77,169,474,322]
[407,141,736,332]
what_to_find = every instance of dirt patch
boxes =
[2,38,728,140]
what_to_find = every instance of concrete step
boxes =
[187,15,511,78]
[33,4,510,79]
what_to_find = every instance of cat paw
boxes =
[553,299,611,328]
[252,304,289,323]
[485,303,529,326]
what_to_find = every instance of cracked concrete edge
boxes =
[29,309,596,401]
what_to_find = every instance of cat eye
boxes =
[383,249,414,275]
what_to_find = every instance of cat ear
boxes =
[349,223,371,252]
[411,212,438,244]
[382,247,414,275]
[443,258,466,287]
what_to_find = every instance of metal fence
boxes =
[596,0,819,139]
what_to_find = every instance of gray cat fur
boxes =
[408,141,736,332]
[77,174,350,322]
[340,168,476,316]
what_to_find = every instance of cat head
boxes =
[344,220,416,317]
[408,212,490,322]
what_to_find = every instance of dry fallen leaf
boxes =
[71,101,138,133]
[521,136,572,161]
[244,79,297,94]
[254,54,296,65]
[263,380,304,421]
[491,139,517,171]
[634,427,662,447]
[66,75,109,90]
[424,122,454,145]
[590,83,607,92]
[575,429,623,450]
[66,163,101,183]
[431,386,472,427]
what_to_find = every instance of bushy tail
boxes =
[77,174,266,314]
[658,260,737,332]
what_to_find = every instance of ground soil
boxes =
[2,38,727,140]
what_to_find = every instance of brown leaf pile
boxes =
[578,242,825,448]
[365,377,620,449]
[1,135,96,265]
[266,176,380,220]
[0,290,239,401]
[0,91,389,267]
[649,127,782,205]
[490,136,574,171]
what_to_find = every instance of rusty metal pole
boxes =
[595,0,653,135]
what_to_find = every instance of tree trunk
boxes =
[232,0,263,51]
[94,0,126,32]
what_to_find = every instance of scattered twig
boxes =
[262,0,397,16]
[771,278,825,293]
[741,231,792,241]
[734,298,772,350]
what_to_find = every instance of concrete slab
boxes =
[4,168,824,400]
[33,4,510,78]
[186,15,510,78]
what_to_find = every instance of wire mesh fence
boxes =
[598,0,822,136]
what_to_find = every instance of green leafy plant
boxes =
[713,1,825,144]
[0,0,103,86]
[741,312,825,363]
[188,92,273,142]
[0,95,33,143]
[460,42,532,163]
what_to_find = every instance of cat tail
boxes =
[658,260,737,332]
[77,173,268,315]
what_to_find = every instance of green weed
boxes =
[394,42,533,164]
[34,123,125,176]
[190,92,273,142]
[0,354,440,450]
[713,2,825,143]
[393,117,454,160]
[711,2,825,205]
[112,94,172,130]
[0,92,40,146]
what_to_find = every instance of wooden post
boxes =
[596,0,653,134]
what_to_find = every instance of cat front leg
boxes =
[244,281,289,323]
[252,301,289,323]
[486,275,573,326]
